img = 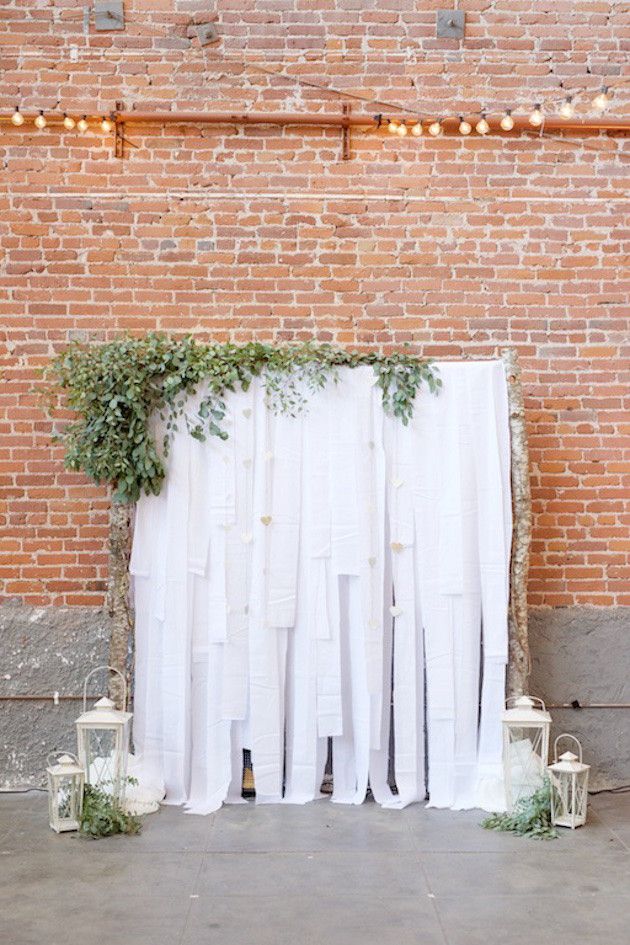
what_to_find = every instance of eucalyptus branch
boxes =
[44,334,441,504]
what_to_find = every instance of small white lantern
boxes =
[46,752,85,833]
[503,695,552,811]
[75,666,132,801]
[548,734,590,829]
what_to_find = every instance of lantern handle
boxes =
[46,750,81,767]
[82,665,127,713]
[505,694,547,711]
[553,733,583,764]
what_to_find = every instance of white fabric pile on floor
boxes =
[130,362,511,814]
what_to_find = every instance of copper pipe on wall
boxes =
[0,694,100,701]
[1,112,629,134]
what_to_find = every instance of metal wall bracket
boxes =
[436,9,465,39]
[114,101,125,158]
[341,103,351,161]
[94,0,125,31]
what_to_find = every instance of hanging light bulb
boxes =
[559,95,575,119]
[100,116,113,133]
[411,120,423,137]
[77,115,89,134]
[592,86,610,111]
[500,109,514,131]
[529,104,543,126]
[458,116,472,135]
[388,119,399,134]
[34,110,47,130]
[11,106,24,126]
[397,122,408,137]
[63,113,75,130]
[428,119,442,137]
[475,113,490,135]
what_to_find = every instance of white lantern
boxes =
[75,666,132,801]
[46,752,85,833]
[503,695,551,811]
[548,734,590,829]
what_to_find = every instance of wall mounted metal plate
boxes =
[436,9,465,39]
[196,23,219,46]
[94,0,124,31]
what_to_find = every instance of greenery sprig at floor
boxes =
[80,779,143,838]
[43,335,441,503]
[481,780,558,840]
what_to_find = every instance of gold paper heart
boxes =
[260,515,272,526]
[390,541,404,553]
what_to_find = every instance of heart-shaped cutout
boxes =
[392,478,404,489]
[241,532,253,544]
[242,408,252,418]
[390,541,404,554]
[389,605,403,618]
[368,556,376,567]
[260,515,272,526]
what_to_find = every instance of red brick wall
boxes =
[1,1,629,608]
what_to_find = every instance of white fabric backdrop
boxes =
[131,361,511,814]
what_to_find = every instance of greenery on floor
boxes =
[80,780,142,838]
[481,779,558,840]
[44,334,441,502]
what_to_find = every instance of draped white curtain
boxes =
[131,361,511,814]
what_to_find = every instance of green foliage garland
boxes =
[45,334,441,504]
[481,780,558,840]
[80,779,143,839]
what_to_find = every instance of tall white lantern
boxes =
[46,752,85,833]
[548,734,590,829]
[503,695,551,811]
[75,666,132,801]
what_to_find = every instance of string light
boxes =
[475,113,490,135]
[500,109,514,131]
[0,76,626,145]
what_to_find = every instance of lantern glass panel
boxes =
[81,727,123,790]
[506,725,546,803]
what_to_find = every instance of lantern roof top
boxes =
[75,696,132,726]
[47,754,85,776]
[503,695,552,724]
[549,750,590,773]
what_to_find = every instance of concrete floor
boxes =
[1,792,629,945]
